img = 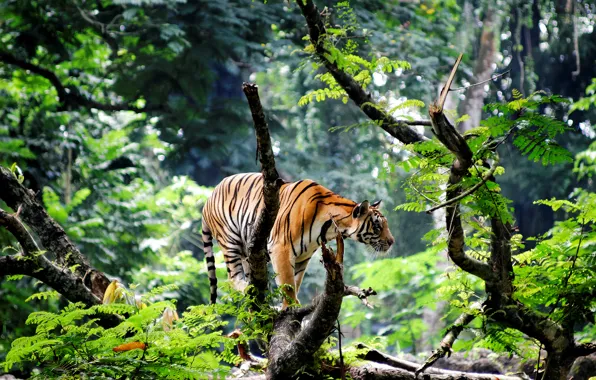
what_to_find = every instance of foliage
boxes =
[2,282,281,379]
[2,0,596,377]
[516,191,596,326]
[342,245,445,352]
[571,78,596,113]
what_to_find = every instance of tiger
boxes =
[201,172,395,306]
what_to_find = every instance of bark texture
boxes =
[294,0,429,144]
[242,82,282,304]
[267,241,345,379]
[0,167,110,300]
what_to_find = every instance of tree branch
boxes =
[0,166,110,299]
[0,208,102,306]
[423,56,495,283]
[0,253,102,306]
[416,310,478,375]
[0,208,41,255]
[242,82,282,303]
[357,345,523,379]
[574,342,596,357]
[426,161,498,214]
[294,0,428,144]
[347,362,523,380]
[344,285,377,309]
[267,239,345,379]
[0,51,163,113]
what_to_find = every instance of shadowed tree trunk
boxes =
[459,9,501,132]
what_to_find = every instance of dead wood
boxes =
[242,82,282,304]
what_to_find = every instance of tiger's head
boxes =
[343,200,394,254]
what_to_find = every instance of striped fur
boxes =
[201,173,394,305]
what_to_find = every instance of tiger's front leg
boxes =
[269,243,298,308]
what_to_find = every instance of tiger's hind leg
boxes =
[293,256,311,297]
[222,245,249,293]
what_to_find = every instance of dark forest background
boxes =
[1,0,595,377]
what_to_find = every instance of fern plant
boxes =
[2,282,282,379]
[298,0,419,120]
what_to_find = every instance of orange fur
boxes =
[202,173,394,305]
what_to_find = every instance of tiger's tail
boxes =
[202,220,217,304]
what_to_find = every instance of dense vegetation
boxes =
[1,0,595,379]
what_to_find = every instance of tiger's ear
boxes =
[371,200,382,208]
[352,200,370,218]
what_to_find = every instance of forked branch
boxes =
[0,167,110,299]
[267,237,346,379]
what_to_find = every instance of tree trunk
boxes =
[459,9,500,132]
[542,351,576,380]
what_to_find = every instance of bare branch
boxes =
[344,285,376,309]
[357,344,523,379]
[267,239,345,378]
[426,161,499,214]
[243,363,524,380]
[242,82,282,303]
[0,208,40,255]
[450,70,510,92]
[437,53,463,109]
[347,361,523,380]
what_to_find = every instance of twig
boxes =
[546,218,585,319]
[450,70,511,91]
[343,285,377,309]
[426,161,498,214]
[409,182,440,205]
[415,309,478,375]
